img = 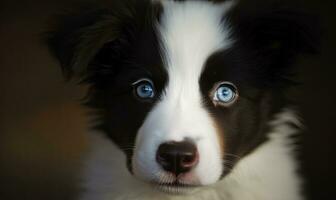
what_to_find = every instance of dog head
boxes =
[47,0,319,194]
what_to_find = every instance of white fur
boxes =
[132,0,234,186]
[80,109,303,200]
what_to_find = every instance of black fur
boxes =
[198,0,319,175]
[47,0,165,171]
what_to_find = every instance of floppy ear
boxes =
[230,1,321,86]
[47,0,161,82]
[46,7,122,80]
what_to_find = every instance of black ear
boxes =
[234,7,320,53]
[46,0,160,81]
[229,1,321,86]
[47,7,109,79]
[45,0,143,81]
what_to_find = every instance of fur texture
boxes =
[46,0,319,199]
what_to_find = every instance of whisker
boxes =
[225,153,242,160]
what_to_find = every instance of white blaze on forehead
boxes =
[159,0,232,79]
[157,0,233,137]
[133,0,234,186]
[157,1,234,128]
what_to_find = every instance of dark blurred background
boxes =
[0,0,335,199]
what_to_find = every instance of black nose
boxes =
[156,141,199,176]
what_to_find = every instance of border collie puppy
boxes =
[47,0,319,199]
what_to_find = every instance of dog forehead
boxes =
[157,0,233,81]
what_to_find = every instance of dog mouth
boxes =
[153,181,200,194]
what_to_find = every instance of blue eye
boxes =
[133,79,155,99]
[213,83,238,105]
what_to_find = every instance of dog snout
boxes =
[156,141,199,176]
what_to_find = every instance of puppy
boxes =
[47,0,319,199]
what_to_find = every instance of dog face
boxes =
[48,0,318,194]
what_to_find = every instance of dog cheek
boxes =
[211,118,226,160]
